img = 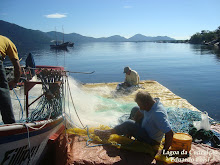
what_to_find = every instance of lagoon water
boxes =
[5,42,220,122]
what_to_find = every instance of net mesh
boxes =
[28,69,64,122]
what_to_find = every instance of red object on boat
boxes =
[49,124,65,142]
[36,65,65,70]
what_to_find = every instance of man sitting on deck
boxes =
[95,91,173,152]
[116,66,140,92]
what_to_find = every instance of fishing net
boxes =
[28,69,65,122]
[67,125,160,157]
[167,107,216,133]
[66,125,175,164]
[95,96,136,113]
[167,107,202,133]
[117,106,216,134]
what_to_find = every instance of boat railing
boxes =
[24,66,66,121]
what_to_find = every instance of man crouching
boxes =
[116,66,140,93]
[95,91,173,152]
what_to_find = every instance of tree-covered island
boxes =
[189,26,220,47]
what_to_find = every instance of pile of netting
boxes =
[166,107,215,133]
[28,69,65,122]
[167,107,201,133]
[118,106,214,134]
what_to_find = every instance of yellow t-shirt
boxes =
[125,70,140,85]
[0,35,19,60]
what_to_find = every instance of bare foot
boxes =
[94,129,111,140]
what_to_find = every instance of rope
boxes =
[13,88,24,120]
[85,125,111,147]
[67,77,71,119]
[25,108,53,130]
[66,77,85,128]
[64,112,84,129]
[24,123,32,165]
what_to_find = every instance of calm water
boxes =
[5,42,220,121]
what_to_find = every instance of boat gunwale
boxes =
[0,115,64,135]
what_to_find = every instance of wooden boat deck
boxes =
[83,80,200,112]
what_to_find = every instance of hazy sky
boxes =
[1,0,220,39]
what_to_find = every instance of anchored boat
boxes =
[50,42,68,49]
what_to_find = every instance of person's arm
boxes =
[8,58,21,89]
[133,110,144,122]
[163,130,173,151]
[124,75,131,87]
[124,74,128,83]
[131,72,139,85]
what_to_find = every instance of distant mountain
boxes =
[46,32,128,42]
[46,31,97,42]
[0,20,51,46]
[0,20,175,47]
[128,34,175,41]
[96,35,127,42]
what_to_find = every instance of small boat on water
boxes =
[50,41,74,49]
[50,27,74,49]
[1,65,68,165]
[50,41,69,49]
[67,42,74,47]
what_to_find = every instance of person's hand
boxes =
[123,82,131,87]
[126,82,132,87]
[8,80,18,90]
[121,82,127,87]
[133,111,143,122]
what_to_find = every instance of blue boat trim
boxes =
[0,118,63,145]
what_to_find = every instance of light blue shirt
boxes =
[140,98,171,142]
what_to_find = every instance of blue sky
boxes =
[1,0,220,39]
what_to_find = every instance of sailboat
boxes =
[50,41,69,49]
[50,27,69,49]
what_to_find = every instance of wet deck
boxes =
[83,80,200,112]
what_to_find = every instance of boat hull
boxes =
[50,42,68,49]
[0,116,64,165]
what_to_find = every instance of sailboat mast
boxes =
[62,26,64,43]
[55,27,57,45]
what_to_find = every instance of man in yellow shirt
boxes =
[124,66,140,86]
[0,35,21,124]
[116,66,140,92]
